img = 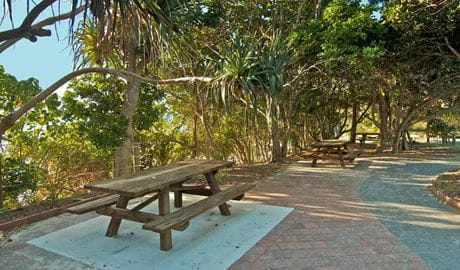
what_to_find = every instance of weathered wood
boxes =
[205,172,231,216]
[85,160,234,197]
[338,147,345,168]
[67,194,119,214]
[173,182,183,208]
[143,183,256,233]
[357,132,380,145]
[158,188,172,251]
[131,194,159,211]
[170,184,206,192]
[312,155,318,167]
[105,196,130,237]
[312,140,348,148]
[96,206,190,231]
[182,188,245,200]
[97,207,160,223]
[311,140,350,168]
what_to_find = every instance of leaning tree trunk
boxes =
[0,152,3,209]
[376,95,388,154]
[349,104,358,143]
[113,41,141,177]
[271,118,282,163]
[426,121,430,143]
[391,107,417,154]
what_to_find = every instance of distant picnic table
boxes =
[356,132,380,146]
[68,159,255,251]
[311,140,359,168]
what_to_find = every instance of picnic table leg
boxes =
[173,182,183,208]
[311,156,318,167]
[105,195,130,237]
[205,171,231,216]
[159,188,173,251]
[360,135,367,146]
[311,150,318,167]
[338,147,346,168]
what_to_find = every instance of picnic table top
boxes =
[356,132,380,136]
[84,159,234,197]
[312,140,348,148]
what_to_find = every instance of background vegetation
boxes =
[0,0,459,209]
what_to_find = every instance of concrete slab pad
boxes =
[27,195,293,270]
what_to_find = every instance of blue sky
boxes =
[0,1,77,88]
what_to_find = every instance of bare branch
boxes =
[444,36,460,59]
[0,0,57,42]
[0,5,86,53]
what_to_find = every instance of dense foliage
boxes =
[0,0,459,209]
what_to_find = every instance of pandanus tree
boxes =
[72,1,176,176]
[0,0,212,207]
[214,34,291,163]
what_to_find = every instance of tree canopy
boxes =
[0,0,459,209]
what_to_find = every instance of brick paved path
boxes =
[230,157,460,270]
[359,158,460,270]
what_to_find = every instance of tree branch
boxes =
[421,105,460,122]
[0,0,57,42]
[0,5,86,53]
[0,67,213,135]
[444,37,460,59]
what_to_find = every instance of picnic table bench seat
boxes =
[67,194,120,215]
[143,182,255,233]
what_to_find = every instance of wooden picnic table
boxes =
[311,140,359,168]
[68,159,255,251]
[356,132,380,146]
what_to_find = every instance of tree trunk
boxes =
[192,113,198,158]
[426,122,430,143]
[442,134,447,144]
[391,107,417,154]
[0,151,3,209]
[376,95,388,154]
[350,104,358,143]
[113,40,141,177]
[281,132,289,159]
[401,130,408,150]
[271,117,282,163]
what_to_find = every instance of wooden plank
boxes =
[158,188,172,251]
[67,195,120,214]
[96,206,190,231]
[85,160,208,192]
[97,207,160,223]
[182,188,245,200]
[173,182,183,208]
[338,147,345,168]
[143,183,256,233]
[170,184,206,192]
[131,194,158,211]
[312,140,348,148]
[105,196,130,237]
[85,160,234,197]
[205,172,231,216]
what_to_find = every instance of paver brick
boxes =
[229,160,437,270]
